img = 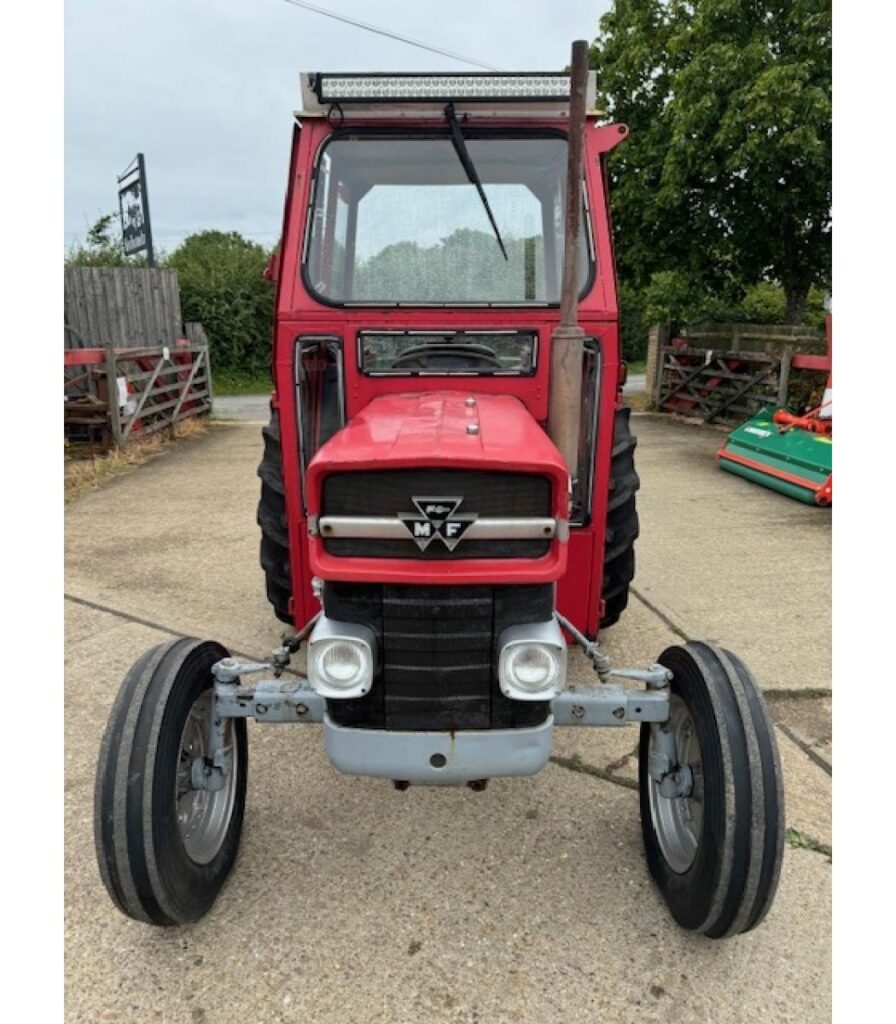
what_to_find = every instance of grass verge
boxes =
[65,416,211,502]
[625,392,652,412]
[213,369,272,396]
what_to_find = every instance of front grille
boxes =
[321,469,551,559]
[323,582,553,730]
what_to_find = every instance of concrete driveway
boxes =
[212,394,271,422]
[65,414,831,1023]
[622,372,646,395]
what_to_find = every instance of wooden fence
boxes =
[645,322,827,425]
[64,267,184,350]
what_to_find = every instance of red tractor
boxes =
[95,46,784,937]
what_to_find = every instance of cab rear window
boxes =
[358,330,537,376]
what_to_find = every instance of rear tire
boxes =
[94,638,248,925]
[257,407,294,625]
[600,406,640,628]
[638,642,785,938]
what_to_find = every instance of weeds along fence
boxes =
[64,267,212,448]
[644,322,829,425]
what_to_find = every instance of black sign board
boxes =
[118,153,154,263]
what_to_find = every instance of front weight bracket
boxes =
[552,683,669,726]
[212,658,325,724]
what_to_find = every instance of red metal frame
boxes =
[269,115,627,636]
[63,339,196,368]
[791,314,832,374]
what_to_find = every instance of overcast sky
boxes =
[64,0,609,254]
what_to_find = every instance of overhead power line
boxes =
[279,0,501,71]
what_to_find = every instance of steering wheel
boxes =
[390,344,504,370]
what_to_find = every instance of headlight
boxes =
[504,645,560,692]
[498,620,567,701]
[308,618,375,699]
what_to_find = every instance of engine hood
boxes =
[306,391,570,513]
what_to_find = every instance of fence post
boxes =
[204,344,214,412]
[777,346,792,408]
[645,323,670,409]
[104,345,123,446]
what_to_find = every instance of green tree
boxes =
[165,231,274,375]
[591,0,831,323]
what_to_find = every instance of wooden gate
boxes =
[659,345,783,423]
[64,343,212,447]
[650,323,825,425]
[110,345,212,442]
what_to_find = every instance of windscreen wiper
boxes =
[444,103,508,261]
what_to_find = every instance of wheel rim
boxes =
[647,696,704,874]
[175,692,238,865]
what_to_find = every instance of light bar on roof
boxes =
[312,73,572,104]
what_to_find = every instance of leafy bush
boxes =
[627,274,828,338]
[166,231,274,376]
[738,283,828,327]
[618,281,650,362]
[642,271,710,327]
[785,369,825,415]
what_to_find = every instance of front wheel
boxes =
[94,638,248,925]
[638,642,784,938]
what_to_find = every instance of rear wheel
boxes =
[600,405,639,628]
[257,407,294,624]
[638,642,784,938]
[94,638,248,925]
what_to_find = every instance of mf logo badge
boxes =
[399,496,477,551]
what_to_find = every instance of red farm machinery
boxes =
[94,45,784,937]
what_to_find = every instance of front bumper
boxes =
[324,713,553,785]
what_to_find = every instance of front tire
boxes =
[94,638,248,925]
[638,642,784,938]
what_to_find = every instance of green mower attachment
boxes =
[717,406,832,506]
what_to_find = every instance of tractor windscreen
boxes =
[304,132,592,305]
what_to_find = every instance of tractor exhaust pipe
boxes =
[548,39,590,477]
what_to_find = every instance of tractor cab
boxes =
[264,70,633,640]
